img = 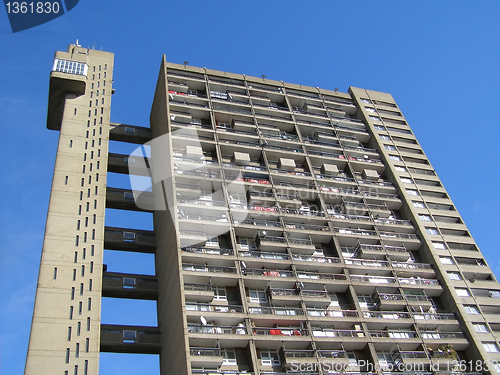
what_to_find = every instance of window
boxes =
[389,155,402,161]
[433,241,446,249]
[377,352,394,366]
[419,214,431,221]
[400,177,413,184]
[365,107,376,113]
[361,98,371,104]
[249,289,267,304]
[239,237,256,250]
[456,288,470,297]
[439,256,454,265]
[464,305,479,314]
[53,59,88,76]
[473,324,489,333]
[123,330,137,343]
[261,349,280,366]
[412,201,425,208]
[369,116,381,122]
[395,166,407,172]
[205,237,219,247]
[379,134,390,140]
[222,349,237,365]
[123,232,136,241]
[483,342,499,353]
[407,189,419,196]
[357,295,375,309]
[384,144,397,151]
[448,272,461,280]
[426,227,439,235]
[213,286,227,301]
[375,125,385,131]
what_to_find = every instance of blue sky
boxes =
[1,1,500,374]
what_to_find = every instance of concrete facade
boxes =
[25,45,500,375]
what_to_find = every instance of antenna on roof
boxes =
[184,61,188,67]
[75,39,81,47]
[261,75,266,80]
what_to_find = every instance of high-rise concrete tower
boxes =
[25,44,500,375]
[25,44,113,375]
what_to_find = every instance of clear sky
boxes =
[1,1,500,374]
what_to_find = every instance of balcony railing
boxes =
[253,327,307,336]
[248,306,304,315]
[285,223,330,232]
[239,250,290,260]
[189,347,222,357]
[181,247,234,256]
[399,277,440,286]
[420,331,465,339]
[351,275,397,284]
[182,264,237,274]
[317,349,348,358]
[307,309,358,318]
[234,219,282,228]
[177,198,226,207]
[413,312,456,320]
[297,272,347,281]
[280,208,326,217]
[363,311,411,319]
[375,218,413,226]
[186,303,244,313]
[184,283,212,292]
[370,330,418,338]
[301,290,329,298]
[283,349,315,358]
[244,268,293,278]
[292,254,340,264]
[312,328,364,338]
[187,324,247,335]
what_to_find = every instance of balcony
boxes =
[182,264,237,275]
[392,349,431,368]
[253,326,308,337]
[351,275,398,286]
[307,309,359,319]
[100,324,161,354]
[256,235,288,251]
[317,349,350,369]
[311,327,365,339]
[370,330,419,340]
[287,237,316,254]
[186,303,244,314]
[189,347,224,367]
[353,244,411,261]
[181,246,234,256]
[292,254,340,265]
[239,250,290,261]
[243,268,293,278]
[184,283,215,302]
[373,293,406,309]
[187,323,247,335]
[248,306,304,317]
[281,349,316,369]
[268,288,302,304]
